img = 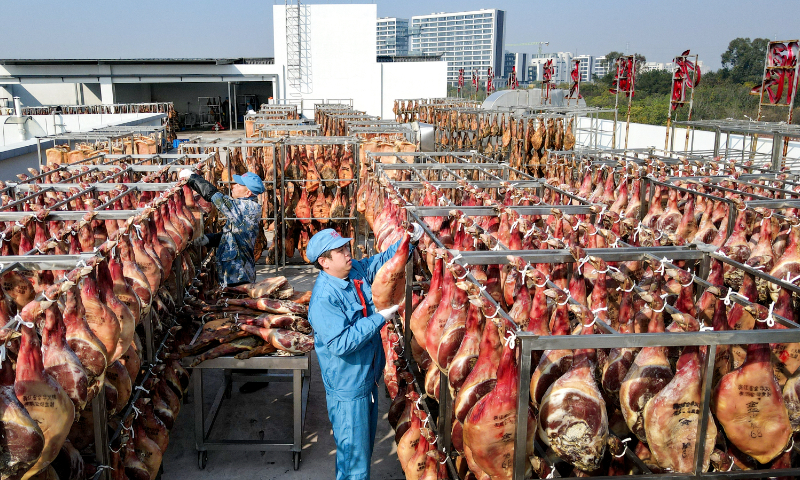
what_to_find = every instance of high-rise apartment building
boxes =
[504,51,528,82]
[409,9,505,85]
[377,17,409,56]
[593,56,609,79]
[574,55,594,82]
[528,52,573,84]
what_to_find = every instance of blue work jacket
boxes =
[211,192,261,286]
[309,239,414,400]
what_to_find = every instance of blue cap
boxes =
[232,172,264,195]
[307,229,352,263]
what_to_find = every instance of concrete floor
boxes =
[162,265,405,480]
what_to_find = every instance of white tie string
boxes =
[784,437,794,453]
[0,344,6,362]
[533,275,549,289]
[722,288,743,306]
[134,385,150,394]
[557,291,572,306]
[131,405,142,419]
[456,264,471,280]
[655,257,669,275]
[577,256,591,274]
[445,253,463,268]
[756,301,776,328]
[784,273,800,285]
[504,330,517,349]
[96,465,115,472]
[615,437,632,458]
[484,304,501,319]
[616,283,635,293]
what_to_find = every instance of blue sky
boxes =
[1,0,797,70]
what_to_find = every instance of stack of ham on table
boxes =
[356,151,800,480]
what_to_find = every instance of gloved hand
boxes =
[193,235,209,247]
[410,222,424,243]
[378,304,400,322]
[178,169,194,180]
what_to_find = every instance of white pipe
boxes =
[13,97,21,117]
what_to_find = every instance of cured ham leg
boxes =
[41,299,89,414]
[80,265,121,363]
[372,232,410,310]
[237,325,314,354]
[454,301,502,423]
[15,326,74,480]
[214,298,307,315]
[463,326,535,480]
[448,293,484,393]
[713,324,792,463]
[539,306,608,472]
[437,281,470,373]
[0,353,45,480]
[643,345,717,473]
[410,253,444,352]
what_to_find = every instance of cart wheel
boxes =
[198,451,208,470]
[293,452,301,470]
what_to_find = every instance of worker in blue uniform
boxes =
[307,224,423,480]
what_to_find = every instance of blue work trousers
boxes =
[325,382,379,480]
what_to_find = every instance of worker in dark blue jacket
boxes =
[307,225,422,480]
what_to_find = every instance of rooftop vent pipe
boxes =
[13,97,21,117]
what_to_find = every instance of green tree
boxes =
[635,70,672,96]
[720,37,770,84]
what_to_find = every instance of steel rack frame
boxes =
[279,136,360,268]
[349,125,414,143]
[21,102,172,116]
[375,160,800,478]
[1,248,187,480]
[37,131,134,168]
[397,203,718,479]
[404,212,800,479]
[256,124,320,137]
[671,119,800,171]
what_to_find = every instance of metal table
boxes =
[183,353,311,470]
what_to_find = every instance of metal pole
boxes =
[612,60,621,150]
[684,61,698,153]
[227,82,233,131]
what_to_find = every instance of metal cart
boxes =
[183,352,311,471]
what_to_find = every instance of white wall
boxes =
[576,117,800,167]
[0,112,165,146]
[380,62,447,119]
[274,4,447,119]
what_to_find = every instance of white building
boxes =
[528,52,573,84]
[574,55,594,82]
[377,17,409,56]
[409,9,506,85]
[503,52,527,82]
[0,4,447,122]
[593,56,609,79]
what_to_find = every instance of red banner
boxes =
[750,41,799,105]
[569,59,582,98]
[670,50,701,111]
[610,56,636,97]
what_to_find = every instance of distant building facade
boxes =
[409,9,506,85]
[504,51,527,82]
[377,17,409,56]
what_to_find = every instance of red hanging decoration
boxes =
[750,41,799,105]
[569,59,582,98]
[610,56,636,98]
[670,50,701,111]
